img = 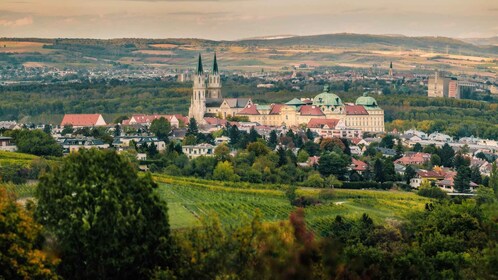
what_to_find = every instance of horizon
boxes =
[1,0,497,40]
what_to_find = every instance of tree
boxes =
[430,154,442,167]
[454,166,471,193]
[489,162,498,199]
[268,130,278,149]
[0,188,60,279]
[439,143,455,167]
[475,187,495,205]
[11,129,63,157]
[306,128,314,141]
[297,149,309,163]
[404,165,417,184]
[213,161,239,181]
[150,117,171,141]
[318,152,348,179]
[247,141,270,157]
[113,124,121,137]
[187,117,198,136]
[470,165,482,185]
[35,149,172,279]
[374,158,385,182]
[214,143,231,161]
[62,125,74,135]
[320,138,345,152]
[43,124,52,135]
[379,135,395,149]
[248,127,260,143]
[413,143,423,152]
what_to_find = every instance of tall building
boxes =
[428,71,451,98]
[188,54,207,124]
[188,54,252,124]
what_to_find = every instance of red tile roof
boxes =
[417,170,445,180]
[270,104,284,115]
[238,104,260,115]
[299,105,324,116]
[129,114,188,125]
[61,114,105,127]
[345,105,369,115]
[352,158,368,171]
[394,152,431,165]
[350,138,363,145]
[204,117,228,126]
[307,118,340,129]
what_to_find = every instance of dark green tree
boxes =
[268,130,278,149]
[439,143,455,167]
[374,158,385,182]
[470,165,482,185]
[35,149,172,279]
[114,124,121,137]
[379,135,395,149]
[43,124,52,135]
[248,127,260,143]
[454,166,471,193]
[404,165,417,184]
[150,117,171,142]
[11,129,62,157]
[305,128,314,141]
[187,118,198,136]
[318,152,348,179]
[62,125,74,135]
[412,143,423,152]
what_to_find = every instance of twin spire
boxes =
[196,53,218,75]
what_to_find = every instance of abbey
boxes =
[189,54,384,133]
[188,54,252,124]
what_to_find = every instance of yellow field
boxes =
[0,41,53,53]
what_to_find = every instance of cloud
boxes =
[0,16,33,27]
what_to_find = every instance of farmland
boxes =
[0,150,39,167]
[154,175,430,233]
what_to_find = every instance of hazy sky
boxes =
[1,0,497,39]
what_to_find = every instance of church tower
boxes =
[188,54,207,124]
[388,61,393,77]
[207,53,222,99]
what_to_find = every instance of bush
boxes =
[417,186,448,199]
[339,181,393,190]
[318,189,336,200]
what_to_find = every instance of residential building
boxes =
[61,114,107,127]
[0,136,17,152]
[182,143,215,159]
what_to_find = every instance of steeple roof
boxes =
[213,53,219,74]
[197,53,203,75]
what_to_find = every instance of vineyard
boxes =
[154,175,431,233]
[0,151,39,167]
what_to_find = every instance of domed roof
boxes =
[355,93,378,108]
[312,85,343,107]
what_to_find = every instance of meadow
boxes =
[154,175,430,233]
[0,150,39,167]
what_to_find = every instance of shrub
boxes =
[417,186,448,199]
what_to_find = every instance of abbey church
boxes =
[188,54,384,133]
[188,54,252,124]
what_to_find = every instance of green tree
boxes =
[213,161,239,181]
[187,118,198,136]
[430,154,442,166]
[318,152,348,179]
[470,165,482,185]
[62,125,74,135]
[150,117,171,141]
[214,143,231,161]
[489,162,498,199]
[297,149,309,163]
[11,130,62,157]
[379,135,395,149]
[413,143,423,152]
[374,158,385,182]
[247,141,270,157]
[35,149,172,279]
[404,165,417,184]
[305,128,314,141]
[43,124,52,135]
[454,166,471,193]
[439,143,455,167]
[268,130,278,149]
[113,124,121,137]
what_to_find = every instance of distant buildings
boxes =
[0,136,17,152]
[61,114,107,127]
[428,71,455,98]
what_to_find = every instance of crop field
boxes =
[0,151,39,167]
[154,176,430,233]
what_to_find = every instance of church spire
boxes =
[213,53,219,74]
[197,53,203,75]
[390,61,392,69]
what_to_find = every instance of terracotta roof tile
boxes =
[307,118,340,129]
[299,105,324,116]
[238,104,260,115]
[61,114,105,126]
[345,105,369,115]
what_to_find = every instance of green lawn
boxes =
[155,176,430,233]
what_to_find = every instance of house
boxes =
[0,136,17,152]
[61,114,107,127]
[351,158,368,174]
[125,114,188,128]
[182,143,215,159]
[410,169,445,188]
[394,152,431,165]
[113,136,166,151]
[428,132,453,142]
[215,136,230,145]
[376,147,397,157]
[58,137,110,153]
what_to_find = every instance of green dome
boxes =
[312,86,343,107]
[355,93,378,108]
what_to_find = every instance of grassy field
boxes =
[154,175,430,233]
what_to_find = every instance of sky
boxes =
[0,0,497,40]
